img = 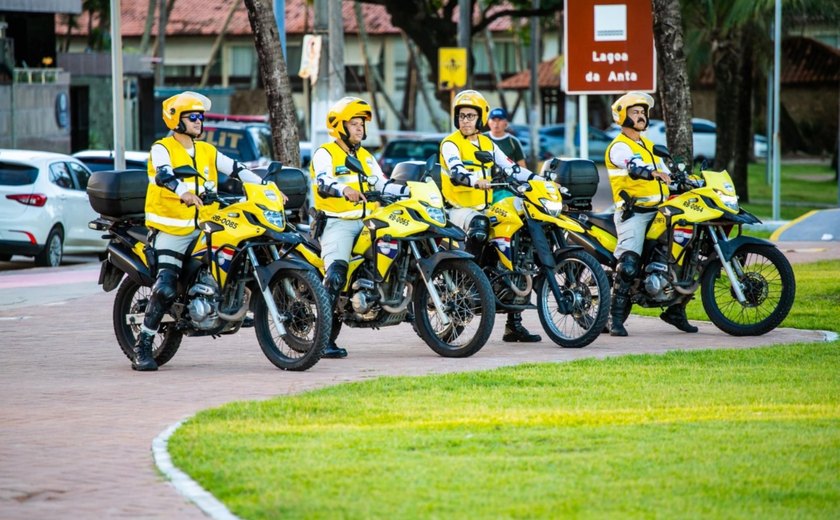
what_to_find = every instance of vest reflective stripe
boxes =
[309,142,378,219]
[605,133,668,208]
[145,137,219,235]
[440,130,493,209]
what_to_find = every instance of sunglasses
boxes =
[183,113,205,122]
[458,113,478,122]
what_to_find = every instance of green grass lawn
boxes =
[742,162,837,221]
[169,261,840,519]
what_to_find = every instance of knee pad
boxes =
[467,215,490,243]
[616,252,641,283]
[151,268,179,307]
[323,260,348,293]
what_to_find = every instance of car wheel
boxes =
[35,228,64,267]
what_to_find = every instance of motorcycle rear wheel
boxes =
[254,268,329,371]
[701,243,795,336]
[113,277,183,367]
[413,259,495,358]
[536,249,610,348]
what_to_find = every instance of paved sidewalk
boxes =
[0,243,836,519]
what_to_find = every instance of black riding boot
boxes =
[322,261,348,359]
[609,285,631,337]
[503,312,541,342]
[132,332,158,371]
[660,305,699,333]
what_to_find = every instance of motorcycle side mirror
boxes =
[652,144,671,160]
[424,154,436,175]
[173,165,202,179]
[345,155,365,174]
[474,150,494,165]
[267,161,284,176]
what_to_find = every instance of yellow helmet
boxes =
[326,97,373,140]
[611,92,654,128]
[162,91,211,131]
[452,89,489,130]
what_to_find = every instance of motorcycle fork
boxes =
[707,226,748,303]
[409,241,451,326]
[247,246,288,335]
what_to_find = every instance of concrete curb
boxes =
[152,417,240,520]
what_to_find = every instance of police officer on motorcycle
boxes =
[439,89,541,343]
[605,92,698,337]
[133,91,269,371]
[310,96,408,358]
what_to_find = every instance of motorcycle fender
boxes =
[98,258,124,292]
[107,242,154,287]
[526,219,558,269]
[417,250,472,281]
[717,235,775,262]
[254,257,321,289]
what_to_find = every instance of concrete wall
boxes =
[0,72,72,153]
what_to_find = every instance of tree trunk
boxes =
[139,0,157,54]
[651,0,693,166]
[151,0,177,58]
[242,0,301,167]
[353,2,402,125]
[712,29,741,172]
[732,27,753,202]
[199,0,239,88]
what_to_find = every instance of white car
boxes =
[604,118,768,162]
[0,149,108,266]
[72,149,150,172]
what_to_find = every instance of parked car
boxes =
[0,149,108,266]
[538,124,612,162]
[605,118,768,162]
[378,137,443,177]
[200,120,275,169]
[72,150,149,172]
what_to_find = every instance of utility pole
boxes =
[310,0,329,150]
[528,0,540,170]
[110,0,126,169]
[328,0,344,103]
[156,0,167,87]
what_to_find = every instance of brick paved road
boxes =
[0,242,835,519]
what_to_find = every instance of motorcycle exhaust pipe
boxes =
[218,288,251,321]
[380,283,413,314]
[508,274,532,297]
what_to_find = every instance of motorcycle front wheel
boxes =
[253,268,329,371]
[701,243,795,336]
[413,259,495,358]
[536,249,610,348]
[113,277,183,367]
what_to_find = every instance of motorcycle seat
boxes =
[127,225,150,245]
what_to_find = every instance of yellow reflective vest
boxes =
[309,142,378,219]
[605,133,669,209]
[439,130,493,209]
[145,137,219,235]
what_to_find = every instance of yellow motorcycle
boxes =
[459,151,610,348]
[555,146,796,336]
[293,156,496,358]
[87,164,330,371]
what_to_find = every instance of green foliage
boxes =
[743,162,837,220]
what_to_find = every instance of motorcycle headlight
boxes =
[421,202,446,225]
[714,190,739,212]
[539,198,564,217]
[263,210,285,230]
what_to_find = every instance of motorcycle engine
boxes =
[187,268,222,330]
[643,261,674,302]
[350,278,379,320]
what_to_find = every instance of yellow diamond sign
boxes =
[438,48,468,90]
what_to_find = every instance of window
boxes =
[0,163,38,186]
[68,161,91,190]
[230,46,256,77]
[49,162,74,189]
